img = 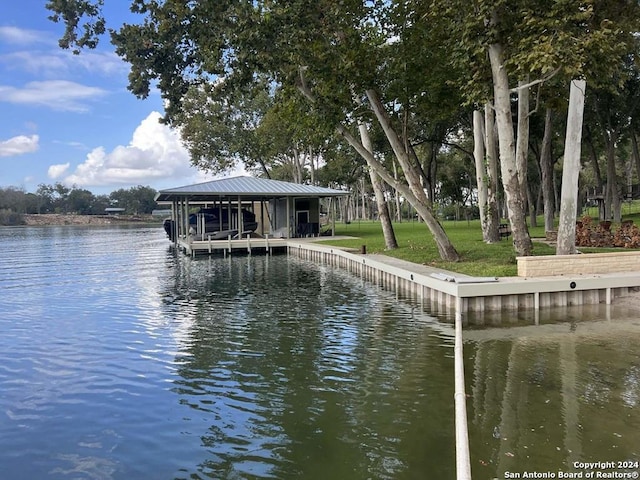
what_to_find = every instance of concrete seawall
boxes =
[288,241,640,316]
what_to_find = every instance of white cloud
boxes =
[62,112,199,187]
[0,134,39,157]
[0,51,67,75]
[0,26,48,45]
[0,50,127,78]
[0,80,107,112]
[48,163,70,179]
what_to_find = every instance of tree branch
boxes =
[510,67,561,93]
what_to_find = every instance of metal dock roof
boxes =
[155,175,348,202]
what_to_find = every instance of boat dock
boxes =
[176,233,289,256]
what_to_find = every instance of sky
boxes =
[0,1,241,195]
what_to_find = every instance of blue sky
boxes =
[0,1,230,194]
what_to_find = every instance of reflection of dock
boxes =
[462,306,640,341]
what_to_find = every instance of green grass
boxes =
[317,217,638,277]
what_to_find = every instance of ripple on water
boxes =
[0,226,459,479]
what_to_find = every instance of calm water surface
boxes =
[1,226,639,480]
[0,226,456,479]
[465,308,640,479]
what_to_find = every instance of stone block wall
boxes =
[517,251,640,277]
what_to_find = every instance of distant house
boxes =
[105,207,126,215]
[151,209,172,217]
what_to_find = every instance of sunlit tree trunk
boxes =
[488,40,532,256]
[473,110,489,239]
[516,78,530,202]
[557,79,586,255]
[474,109,500,243]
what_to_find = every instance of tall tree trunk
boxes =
[516,78,536,227]
[309,146,316,184]
[516,78,530,202]
[359,123,398,250]
[484,102,501,241]
[540,108,556,232]
[557,80,587,255]
[586,127,604,191]
[473,109,499,243]
[473,110,490,240]
[488,41,533,256]
[366,88,460,261]
[360,176,367,220]
[526,186,537,227]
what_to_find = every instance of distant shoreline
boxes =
[20,213,160,226]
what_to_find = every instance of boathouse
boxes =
[155,176,348,254]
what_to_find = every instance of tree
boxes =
[47,0,463,261]
[0,187,29,214]
[430,0,640,256]
[109,185,157,214]
[359,122,398,250]
[556,80,587,255]
[67,188,96,214]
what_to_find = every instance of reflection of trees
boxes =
[159,254,458,479]
[466,317,640,478]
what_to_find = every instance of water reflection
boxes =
[6,226,636,479]
[464,308,640,479]
[161,254,457,479]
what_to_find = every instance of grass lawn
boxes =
[317,214,640,277]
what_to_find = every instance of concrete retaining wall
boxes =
[517,251,640,277]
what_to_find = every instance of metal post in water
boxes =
[454,300,472,480]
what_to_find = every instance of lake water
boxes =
[0,226,456,479]
[0,226,638,480]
